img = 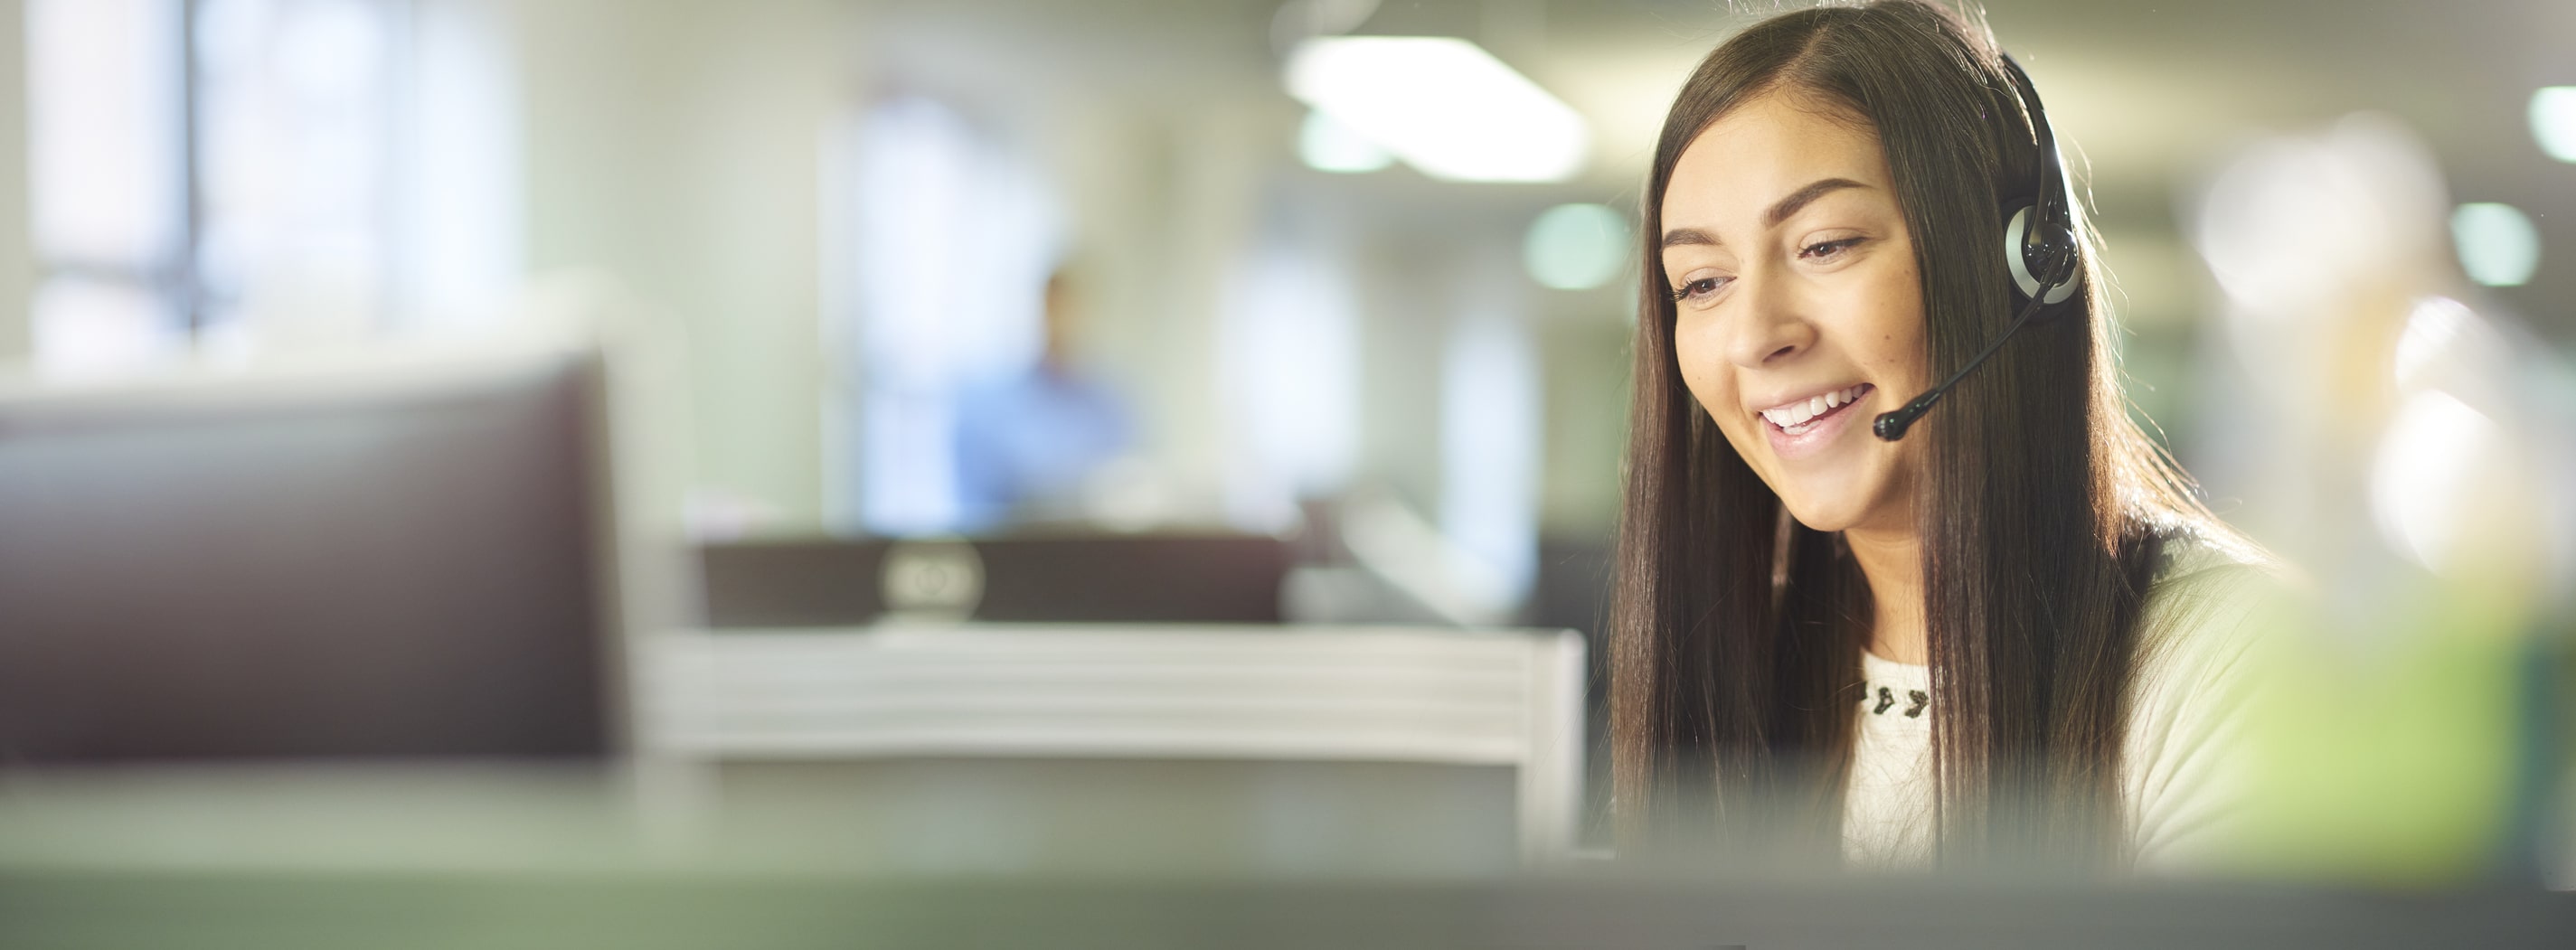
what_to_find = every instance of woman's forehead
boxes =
[1664,92,1892,224]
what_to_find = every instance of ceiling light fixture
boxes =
[1285,36,1588,183]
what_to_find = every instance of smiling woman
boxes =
[1663,102,1929,536]
[1611,0,2278,872]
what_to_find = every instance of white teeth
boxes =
[1759,384,1869,433]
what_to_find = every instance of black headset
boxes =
[1870,52,2081,442]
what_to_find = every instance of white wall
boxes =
[0,0,32,363]
[505,0,854,530]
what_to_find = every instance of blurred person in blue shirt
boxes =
[951,268,1135,531]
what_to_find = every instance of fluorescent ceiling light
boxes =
[1286,36,1588,183]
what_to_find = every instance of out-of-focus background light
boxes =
[2393,296,2477,388]
[2452,202,2543,287]
[1522,202,1626,291]
[2532,86,2576,163]
[2371,390,2505,572]
[1297,109,1393,174]
[1284,36,1588,183]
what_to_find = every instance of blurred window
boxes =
[1218,240,1360,531]
[839,96,1060,535]
[26,0,405,374]
[26,0,189,374]
[1439,309,1539,607]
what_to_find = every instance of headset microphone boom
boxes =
[1871,53,2081,443]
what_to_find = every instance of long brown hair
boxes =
[1610,0,2223,867]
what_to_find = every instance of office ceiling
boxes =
[860,0,2574,330]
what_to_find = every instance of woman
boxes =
[1613,0,2273,871]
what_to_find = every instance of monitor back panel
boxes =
[0,359,610,763]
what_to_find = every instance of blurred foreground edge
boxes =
[0,869,2566,949]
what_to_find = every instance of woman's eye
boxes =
[1670,276,1731,304]
[1800,237,1864,260]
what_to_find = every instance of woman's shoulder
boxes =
[2134,524,2292,705]
[2140,525,2292,653]
[2124,524,2297,870]
[2150,522,2280,588]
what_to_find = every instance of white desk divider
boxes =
[635,624,1587,864]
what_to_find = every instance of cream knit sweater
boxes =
[1840,539,2276,871]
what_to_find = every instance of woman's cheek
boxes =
[1676,351,1735,430]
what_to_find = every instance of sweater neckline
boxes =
[1857,650,1930,720]
[1860,648,1928,682]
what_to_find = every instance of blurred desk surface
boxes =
[0,766,2567,949]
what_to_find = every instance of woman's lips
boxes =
[1761,383,1873,458]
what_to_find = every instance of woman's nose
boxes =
[1724,269,1815,368]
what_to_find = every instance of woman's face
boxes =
[1660,89,1931,535]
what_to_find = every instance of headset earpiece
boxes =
[1997,54,2081,314]
[1873,52,2086,442]
[2002,198,2079,307]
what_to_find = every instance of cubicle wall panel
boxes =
[633,624,1586,860]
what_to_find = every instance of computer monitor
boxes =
[699,531,1293,627]
[0,350,616,763]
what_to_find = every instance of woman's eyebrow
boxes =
[1762,177,1866,228]
[1661,177,1871,249]
[1661,227,1719,249]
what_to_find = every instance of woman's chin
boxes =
[1772,462,1907,536]
[1781,502,1857,533]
